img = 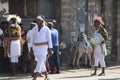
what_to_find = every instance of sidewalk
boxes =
[0,65,120,80]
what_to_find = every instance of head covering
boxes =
[36,15,47,26]
[37,15,44,21]
[48,22,53,26]
[53,20,56,23]
[7,14,21,24]
[94,16,104,26]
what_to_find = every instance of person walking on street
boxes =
[90,16,108,76]
[30,15,53,80]
[47,22,60,74]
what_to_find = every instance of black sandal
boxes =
[91,73,96,76]
[44,77,50,80]
[98,73,105,76]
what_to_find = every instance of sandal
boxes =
[91,73,96,76]
[44,77,50,80]
[98,73,105,76]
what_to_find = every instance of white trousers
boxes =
[33,45,48,73]
[94,45,106,67]
[34,55,47,73]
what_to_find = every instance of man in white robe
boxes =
[30,15,53,80]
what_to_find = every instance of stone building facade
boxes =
[60,0,120,66]
[0,0,120,67]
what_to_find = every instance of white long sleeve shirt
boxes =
[30,25,53,49]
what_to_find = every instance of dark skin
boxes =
[30,19,52,56]
[30,19,52,80]
[36,19,43,31]
[94,20,107,42]
[91,20,107,76]
[94,20,100,30]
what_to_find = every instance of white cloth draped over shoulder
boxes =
[90,31,104,45]
[90,30,107,55]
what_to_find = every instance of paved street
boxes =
[0,65,120,80]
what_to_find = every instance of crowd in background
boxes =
[0,15,60,80]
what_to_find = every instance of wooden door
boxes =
[9,0,38,18]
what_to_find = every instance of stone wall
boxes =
[87,0,101,37]
[104,0,113,57]
[117,0,120,61]
[60,0,120,67]
[61,0,77,66]
[110,0,118,61]
[60,0,104,67]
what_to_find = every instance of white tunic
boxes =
[30,25,53,73]
[30,25,52,55]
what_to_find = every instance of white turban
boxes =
[53,20,56,23]
[37,15,46,26]
[37,16,44,21]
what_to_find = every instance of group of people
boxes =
[27,15,108,79]
[0,14,108,79]
[28,16,60,80]
[0,15,22,76]
[0,15,60,80]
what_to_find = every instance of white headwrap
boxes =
[53,20,56,23]
[37,15,46,26]
[37,16,44,21]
